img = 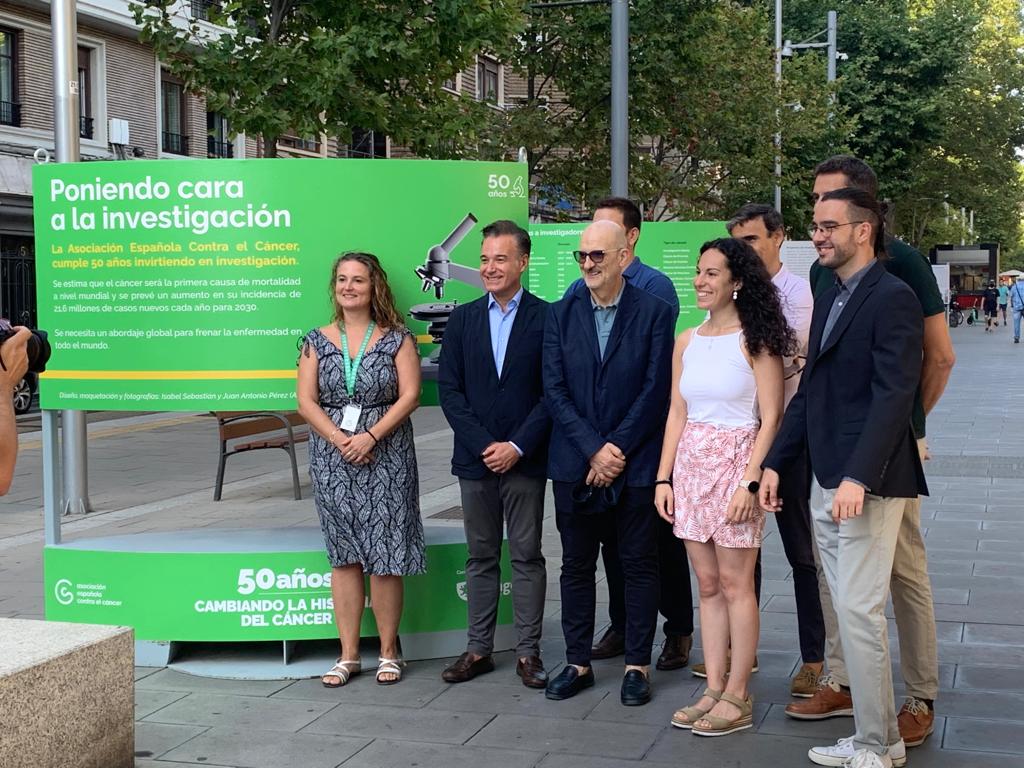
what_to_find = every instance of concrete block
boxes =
[0,617,133,768]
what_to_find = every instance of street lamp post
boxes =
[774,8,840,213]
[530,0,629,197]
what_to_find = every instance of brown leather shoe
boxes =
[442,652,495,683]
[656,634,693,671]
[516,655,548,689]
[784,673,854,719]
[898,697,935,747]
[790,662,823,697]
[591,627,625,659]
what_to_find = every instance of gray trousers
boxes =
[815,439,939,700]
[814,480,905,755]
[459,471,546,658]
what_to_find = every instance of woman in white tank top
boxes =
[654,238,794,737]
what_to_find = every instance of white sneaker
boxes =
[809,738,903,768]
[842,750,893,768]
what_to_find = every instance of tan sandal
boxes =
[671,687,722,729]
[692,691,754,737]
[376,657,406,685]
[322,658,361,688]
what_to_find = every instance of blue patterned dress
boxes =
[304,326,425,575]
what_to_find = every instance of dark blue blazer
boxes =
[543,281,674,486]
[764,260,928,497]
[438,290,550,480]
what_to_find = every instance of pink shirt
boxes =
[772,265,813,407]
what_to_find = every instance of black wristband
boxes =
[366,428,379,444]
[654,479,672,486]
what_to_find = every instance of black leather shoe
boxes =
[591,627,626,660]
[620,669,651,706]
[656,634,693,671]
[545,665,595,701]
[442,652,495,683]
[516,656,548,689]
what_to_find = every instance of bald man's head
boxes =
[578,220,628,303]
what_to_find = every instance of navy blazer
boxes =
[543,281,674,486]
[764,260,927,498]
[438,290,550,480]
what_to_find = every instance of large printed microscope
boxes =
[409,213,483,380]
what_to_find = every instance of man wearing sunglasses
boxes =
[565,198,693,676]
[544,219,674,705]
[785,156,951,753]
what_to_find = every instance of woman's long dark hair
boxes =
[699,237,796,358]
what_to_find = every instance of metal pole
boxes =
[610,0,628,196]
[827,10,837,82]
[52,0,91,515]
[774,0,783,213]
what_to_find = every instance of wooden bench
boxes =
[212,411,309,501]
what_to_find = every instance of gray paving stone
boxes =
[134,722,209,760]
[537,755,673,768]
[136,668,294,697]
[929,689,1024,722]
[431,680,599,718]
[943,716,1024,755]
[954,665,1024,692]
[468,713,662,759]
[753,703,859,742]
[142,692,334,731]
[271,674,449,708]
[160,726,371,768]
[963,623,1024,646]
[302,702,494,744]
[135,689,189,720]
[340,739,542,768]
[644,726,825,766]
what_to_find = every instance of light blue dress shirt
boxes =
[488,287,523,377]
[591,281,625,359]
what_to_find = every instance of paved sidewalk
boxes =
[2,324,1023,767]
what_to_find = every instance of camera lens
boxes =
[26,330,51,374]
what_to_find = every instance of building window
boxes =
[190,0,221,21]
[0,27,20,127]
[442,76,458,92]
[278,133,320,153]
[347,128,387,159]
[78,47,93,139]
[161,75,189,154]
[477,57,499,105]
[207,111,232,157]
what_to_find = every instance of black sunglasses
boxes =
[571,248,622,265]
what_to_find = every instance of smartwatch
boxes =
[739,479,760,494]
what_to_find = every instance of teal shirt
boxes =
[809,237,942,439]
[999,285,1009,305]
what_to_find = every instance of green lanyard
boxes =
[340,321,375,397]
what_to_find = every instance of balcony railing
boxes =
[0,100,21,127]
[162,131,190,155]
[207,136,233,158]
[190,0,222,21]
[79,116,94,140]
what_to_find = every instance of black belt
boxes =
[319,401,395,409]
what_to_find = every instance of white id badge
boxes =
[340,404,362,432]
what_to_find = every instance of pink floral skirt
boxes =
[672,421,765,549]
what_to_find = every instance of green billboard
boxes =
[33,159,528,410]
[527,221,728,331]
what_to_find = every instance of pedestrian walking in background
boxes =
[1011,276,1024,343]
[998,281,1009,325]
[982,281,1000,332]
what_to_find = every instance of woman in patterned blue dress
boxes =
[298,252,424,687]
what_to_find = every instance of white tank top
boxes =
[679,325,759,428]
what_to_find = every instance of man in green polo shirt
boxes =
[784,156,955,752]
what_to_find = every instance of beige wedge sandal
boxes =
[691,691,754,737]
[671,687,722,730]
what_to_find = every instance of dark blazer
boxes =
[764,260,928,498]
[438,290,550,480]
[544,281,674,486]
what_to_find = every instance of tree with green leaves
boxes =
[133,0,526,157]
[477,0,843,222]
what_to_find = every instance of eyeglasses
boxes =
[807,221,866,238]
[571,248,622,264]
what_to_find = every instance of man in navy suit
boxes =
[761,188,926,768]
[543,220,674,706]
[438,220,551,689]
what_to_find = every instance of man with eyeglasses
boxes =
[761,186,925,768]
[565,198,693,676]
[543,219,674,706]
[785,156,951,753]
